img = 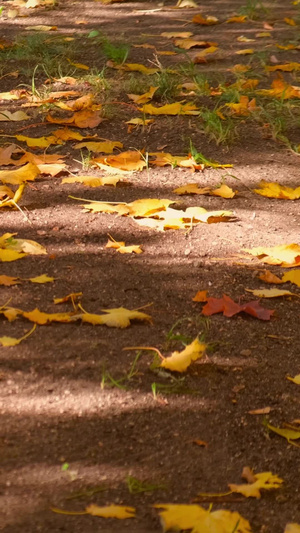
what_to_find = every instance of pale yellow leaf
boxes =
[0,110,30,121]
[73,141,123,152]
[243,244,300,267]
[86,504,136,519]
[160,338,206,372]
[229,471,283,499]
[161,31,193,38]
[0,162,40,184]
[245,288,298,298]
[0,324,36,347]
[81,307,152,328]
[62,175,121,187]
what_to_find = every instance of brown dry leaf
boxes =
[127,86,158,104]
[62,175,122,187]
[85,504,136,519]
[0,162,40,185]
[0,110,30,121]
[92,150,146,171]
[243,244,300,267]
[229,470,283,498]
[140,102,199,115]
[106,236,142,254]
[282,270,300,287]
[81,307,152,328]
[253,180,300,199]
[245,288,298,298]
[160,338,206,372]
[248,407,271,415]
[0,275,20,286]
[46,110,102,128]
[258,270,284,284]
[192,439,208,447]
[154,504,251,533]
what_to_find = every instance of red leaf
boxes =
[201,294,273,321]
[202,297,224,315]
[241,300,274,321]
[223,294,243,317]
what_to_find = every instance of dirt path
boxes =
[0,0,300,531]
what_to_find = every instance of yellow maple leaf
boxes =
[0,324,36,347]
[243,244,300,267]
[174,38,217,50]
[160,338,206,372]
[226,96,257,116]
[107,61,159,75]
[253,180,300,199]
[0,110,30,121]
[140,102,199,115]
[154,504,251,533]
[282,269,300,287]
[81,307,152,328]
[192,14,218,24]
[0,275,20,286]
[193,46,218,63]
[284,17,296,26]
[28,274,55,283]
[287,375,300,385]
[235,48,254,55]
[285,525,300,533]
[257,79,300,99]
[173,183,236,198]
[22,308,77,325]
[127,86,158,104]
[245,288,298,298]
[15,134,61,148]
[106,236,142,254]
[0,162,40,185]
[229,471,283,498]
[266,422,300,444]
[86,504,135,519]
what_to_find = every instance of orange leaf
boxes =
[202,294,274,320]
[258,270,284,284]
[192,290,208,302]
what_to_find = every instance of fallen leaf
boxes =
[46,110,102,128]
[0,249,27,262]
[235,49,254,55]
[0,162,40,184]
[266,422,300,444]
[176,0,198,8]
[3,236,47,255]
[161,31,193,38]
[256,31,271,37]
[154,503,251,532]
[91,150,147,171]
[0,110,30,121]
[245,288,298,298]
[193,46,218,63]
[284,17,296,26]
[140,102,199,115]
[15,134,62,148]
[85,504,136,519]
[258,270,284,284]
[192,439,208,447]
[248,407,271,415]
[287,375,300,385]
[174,38,217,50]
[160,337,206,372]
[106,236,143,254]
[0,275,20,286]
[243,244,300,267]
[285,524,300,532]
[282,270,300,287]
[22,308,77,325]
[73,140,123,152]
[229,470,283,498]
[62,175,122,187]
[173,183,236,198]
[107,61,159,75]
[54,292,82,304]
[192,14,218,25]
[226,96,258,116]
[0,324,36,347]
[202,294,274,320]
[192,290,208,302]
[26,25,57,31]
[81,307,152,328]
[237,35,255,42]
[253,180,300,199]
[28,274,55,284]
[226,15,247,23]
[266,63,300,72]
[127,86,158,104]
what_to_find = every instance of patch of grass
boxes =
[154,70,179,101]
[79,67,110,95]
[239,0,268,20]
[102,40,130,64]
[200,108,236,145]
[100,350,143,390]
[126,475,167,494]
[122,74,151,95]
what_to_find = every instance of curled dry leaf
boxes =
[85,504,136,519]
[160,338,206,372]
[258,270,284,284]
[245,288,298,298]
[91,150,147,171]
[0,324,36,347]
[0,162,40,184]
[0,110,30,121]
[73,140,123,153]
[192,14,218,24]
[243,244,300,267]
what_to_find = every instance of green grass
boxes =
[102,40,130,64]
[200,108,236,145]
[239,0,269,20]
[126,475,167,494]
[154,70,179,101]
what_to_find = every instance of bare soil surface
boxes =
[1,0,300,531]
